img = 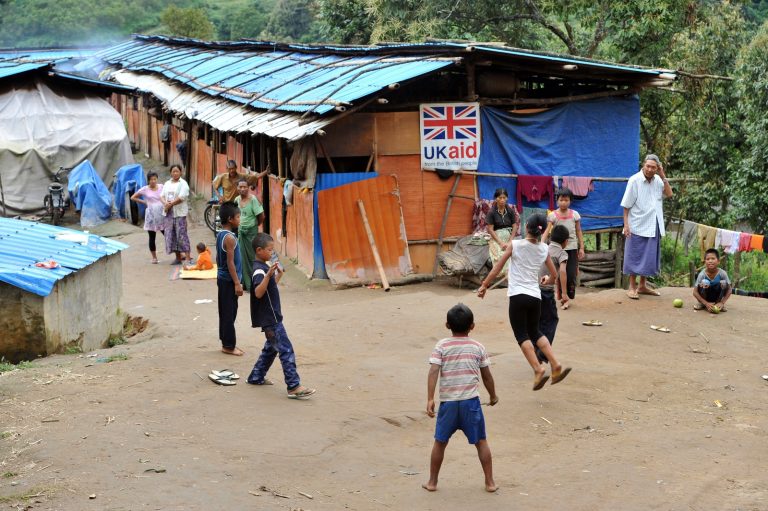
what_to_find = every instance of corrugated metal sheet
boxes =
[0,49,97,62]
[317,175,411,284]
[94,37,459,116]
[0,61,48,79]
[51,71,137,92]
[0,218,127,297]
[111,70,335,141]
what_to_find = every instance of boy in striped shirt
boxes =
[423,304,499,493]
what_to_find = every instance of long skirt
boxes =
[164,214,191,254]
[622,225,661,277]
[488,227,514,275]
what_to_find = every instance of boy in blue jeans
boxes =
[246,233,315,399]
[423,304,498,493]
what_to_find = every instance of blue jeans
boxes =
[247,323,300,391]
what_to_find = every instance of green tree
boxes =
[734,19,768,231]
[261,0,320,42]
[317,0,373,44]
[160,5,215,40]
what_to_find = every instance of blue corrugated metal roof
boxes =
[0,48,97,62]
[0,218,127,297]
[94,38,459,115]
[51,71,138,92]
[0,61,48,79]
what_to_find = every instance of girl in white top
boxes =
[478,213,572,391]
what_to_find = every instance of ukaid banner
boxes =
[420,103,480,170]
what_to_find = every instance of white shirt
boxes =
[160,178,190,218]
[620,171,665,237]
[507,239,549,299]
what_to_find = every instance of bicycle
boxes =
[43,167,72,226]
[203,183,222,233]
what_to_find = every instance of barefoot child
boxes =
[185,242,213,271]
[537,225,570,364]
[423,304,498,493]
[478,214,572,390]
[544,187,584,304]
[246,233,315,399]
[216,202,244,356]
[693,248,732,312]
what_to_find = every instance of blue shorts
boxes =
[434,397,486,444]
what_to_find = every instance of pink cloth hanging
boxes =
[516,175,554,213]
[561,176,594,197]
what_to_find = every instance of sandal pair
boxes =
[208,369,240,386]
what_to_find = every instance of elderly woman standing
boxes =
[161,164,191,265]
[620,154,673,299]
[235,178,265,291]
[486,187,520,276]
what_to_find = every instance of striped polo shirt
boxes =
[429,337,490,402]
[620,171,666,237]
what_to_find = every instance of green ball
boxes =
[711,305,721,314]
[673,299,684,308]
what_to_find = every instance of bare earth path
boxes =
[1,222,767,510]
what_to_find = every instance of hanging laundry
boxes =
[472,199,494,235]
[719,229,740,254]
[698,224,717,252]
[750,234,765,252]
[764,236,768,253]
[516,175,554,213]
[681,220,698,249]
[715,228,723,250]
[738,232,753,252]
[561,176,594,198]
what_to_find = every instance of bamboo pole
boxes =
[432,173,462,276]
[357,200,390,291]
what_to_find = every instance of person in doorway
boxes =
[620,154,674,299]
[477,214,572,391]
[485,188,520,277]
[235,178,265,291]
[130,171,164,263]
[160,164,191,265]
[423,303,498,493]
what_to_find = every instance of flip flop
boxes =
[627,290,639,300]
[551,367,572,385]
[247,378,274,386]
[638,288,660,296]
[287,388,316,399]
[582,320,603,326]
[532,375,549,391]
[650,325,671,333]
[208,373,236,386]
[212,370,240,380]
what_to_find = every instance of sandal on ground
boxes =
[650,325,671,333]
[211,369,240,380]
[151,258,158,264]
[582,320,603,326]
[532,375,549,391]
[287,387,316,399]
[627,289,639,300]
[208,373,237,386]
[637,287,660,296]
[551,367,572,385]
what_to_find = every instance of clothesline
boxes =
[672,217,766,255]
[422,168,697,183]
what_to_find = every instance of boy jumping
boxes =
[423,303,498,493]
[247,233,315,399]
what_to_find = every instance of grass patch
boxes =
[0,359,36,374]
[105,353,129,363]
[2,472,17,478]
[63,345,82,355]
[1,431,14,440]
[107,337,126,348]
[0,486,53,504]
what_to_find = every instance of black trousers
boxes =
[565,249,578,299]
[217,279,239,349]
[507,294,543,345]
[537,289,559,364]
[148,230,157,252]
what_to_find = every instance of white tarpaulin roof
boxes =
[0,79,132,214]
[111,70,334,141]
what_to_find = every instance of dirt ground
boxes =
[1,220,767,511]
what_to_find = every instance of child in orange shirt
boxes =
[185,242,213,270]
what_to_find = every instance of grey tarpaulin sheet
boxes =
[0,79,132,215]
[438,235,490,276]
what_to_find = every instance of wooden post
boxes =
[614,232,624,289]
[0,169,7,217]
[357,200,390,291]
[277,139,284,179]
[733,251,741,283]
[432,173,462,276]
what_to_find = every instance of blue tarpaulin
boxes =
[112,164,146,220]
[67,160,112,227]
[477,97,641,230]
[312,172,378,278]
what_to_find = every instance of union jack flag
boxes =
[422,104,478,140]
